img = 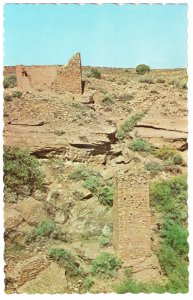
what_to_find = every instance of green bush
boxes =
[157,245,188,293]
[150,175,188,292]
[26,220,56,242]
[3,74,17,88]
[155,146,183,165]
[115,278,167,293]
[171,77,187,90]
[118,111,145,140]
[90,68,101,79]
[3,147,45,195]
[139,76,154,84]
[145,161,164,177]
[83,176,101,193]
[171,154,183,165]
[99,230,112,247]
[161,221,188,255]
[102,94,114,105]
[83,276,94,291]
[68,166,94,181]
[129,138,155,153]
[98,185,114,206]
[150,175,187,210]
[91,252,122,278]
[48,248,84,277]
[155,146,176,160]
[136,64,150,75]
[12,91,23,98]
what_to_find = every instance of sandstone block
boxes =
[15,197,48,226]
[17,262,67,294]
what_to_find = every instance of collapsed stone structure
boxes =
[113,171,161,282]
[5,53,83,94]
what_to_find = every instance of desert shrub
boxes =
[115,278,167,293]
[26,220,56,242]
[83,276,94,291]
[99,226,112,247]
[107,77,116,82]
[150,89,159,94]
[150,174,187,210]
[160,220,188,255]
[145,161,164,177]
[48,247,84,277]
[98,185,114,206]
[155,146,176,160]
[3,147,45,195]
[83,176,101,193]
[4,94,12,102]
[99,234,111,247]
[90,68,101,79]
[118,111,145,140]
[12,91,23,98]
[156,78,165,83]
[150,175,188,281]
[136,64,150,75]
[3,74,17,88]
[119,93,134,102]
[129,138,155,153]
[91,253,122,278]
[102,94,114,105]
[171,154,184,165]
[171,77,187,90]
[139,76,154,84]
[155,146,183,165]
[68,166,95,181]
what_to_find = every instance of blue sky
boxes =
[4,4,187,68]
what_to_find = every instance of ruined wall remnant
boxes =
[3,66,16,76]
[113,171,161,282]
[14,53,82,94]
[54,52,82,94]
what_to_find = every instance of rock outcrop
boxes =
[17,262,67,294]
[133,118,188,149]
[10,254,50,289]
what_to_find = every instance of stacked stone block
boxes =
[113,171,152,263]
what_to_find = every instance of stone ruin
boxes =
[4,52,83,94]
[113,171,162,282]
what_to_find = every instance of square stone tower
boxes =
[113,171,161,282]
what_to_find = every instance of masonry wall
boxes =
[15,65,57,91]
[4,66,16,76]
[54,52,82,94]
[14,53,82,94]
[113,171,152,265]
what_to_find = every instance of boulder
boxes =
[134,118,188,149]
[17,262,67,294]
[62,198,112,240]
[15,197,48,226]
[4,204,23,230]
[73,186,93,200]
[11,254,50,288]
